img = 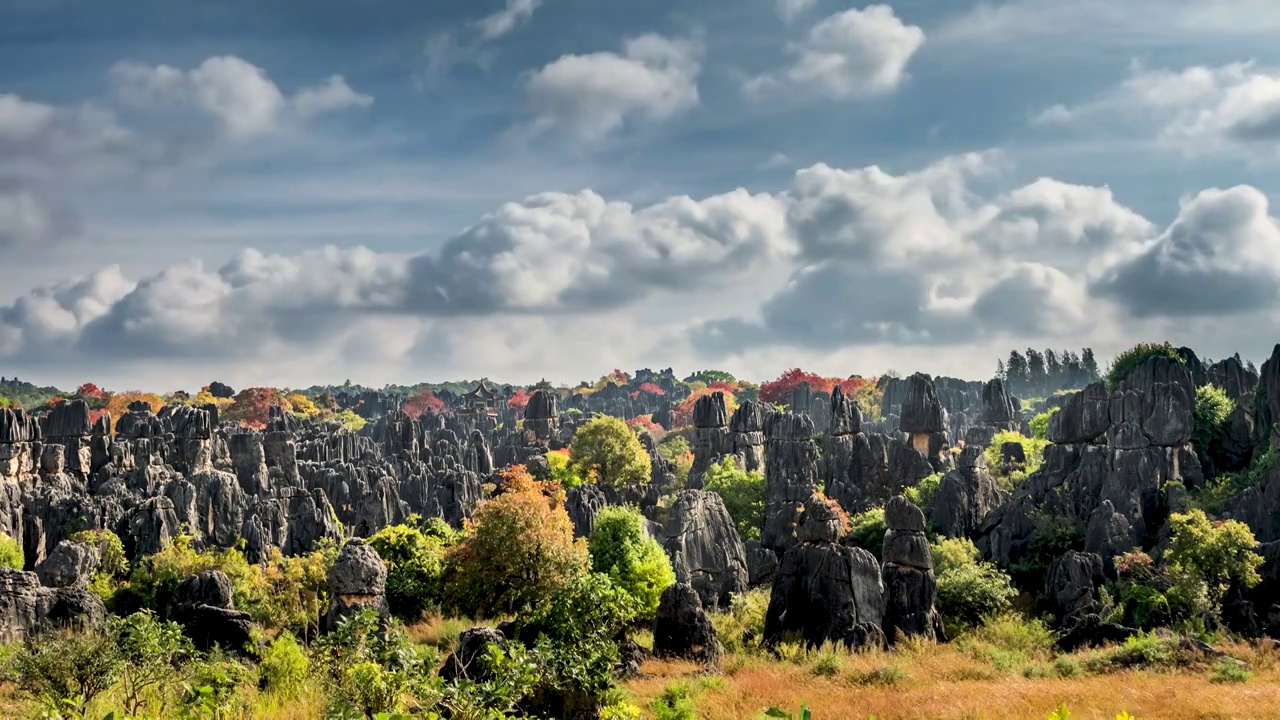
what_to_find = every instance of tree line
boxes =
[996,348,1101,399]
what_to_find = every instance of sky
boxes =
[5,0,1280,392]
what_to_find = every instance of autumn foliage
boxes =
[626,415,665,442]
[444,465,587,618]
[759,368,876,405]
[672,386,739,428]
[402,389,447,419]
[630,382,665,399]
[221,387,287,430]
[507,387,532,411]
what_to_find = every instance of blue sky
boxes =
[4,0,1280,391]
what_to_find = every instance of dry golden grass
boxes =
[625,639,1280,720]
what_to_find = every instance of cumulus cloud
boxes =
[111,56,371,140]
[1091,186,1280,317]
[524,35,702,142]
[696,153,1152,353]
[744,5,924,101]
[0,183,789,362]
[1031,61,1280,154]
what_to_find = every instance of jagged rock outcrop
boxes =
[762,412,821,553]
[662,490,748,610]
[566,483,607,538]
[764,495,886,650]
[321,539,389,632]
[1046,551,1105,623]
[170,569,256,654]
[34,540,98,588]
[0,567,106,642]
[928,446,1007,538]
[744,540,779,588]
[688,393,732,489]
[652,582,722,665]
[729,401,767,473]
[881,496,944,643]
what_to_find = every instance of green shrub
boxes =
[844,507,887,561]
[809,649,844,677]
[984,430,1048,489]
[1166,508,1262,620]
[936,561,1018,634]
[110,610,194,717]
[1029,408,1059,441]
[1210,658,1250,684]
[569,415,652,489]
[650,681,697,720]
[904,473,943,510]
[931,537,980,575]
[12,629,123,719]
[1193,385,1235,455]
[368,522,452,623]
[956,614,1055,672]
[181,645,254,718]
[848,663,907,686]
[312,610,438,718]
[0,532,22,570]
[589,507,676,618]
[259,630,310,699]
[702,457,766,541]
[1105,342,1183,390]
[711,588,770,654]
[1009,515,1083,590]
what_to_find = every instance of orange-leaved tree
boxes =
[221,387,287,430]
[672,386,739,429]
[507,388,532,411]
[444,465,586,618]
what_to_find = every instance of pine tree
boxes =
[1081,348,1100,382]
[996,359,1007,381]
[1045,349,1062,391]
[1026,349,1047,397]
[1006,351,1030,396]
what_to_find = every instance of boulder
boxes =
[663,490,748,610]
[34,540,99,589]
[171,570,256,654]
[652,583,722,666]
[440,627,509,682]
[321,538,389,632]
[881,496,944,644]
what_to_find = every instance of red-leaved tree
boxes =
[403,389,447,419]
[626,415,665,442]
[508,388,532,411]
[222,387,286,430]
[630,382,665,400]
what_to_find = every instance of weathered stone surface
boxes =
[762,412,821,553]
[34,540,98,589]
[322,538,389,632]
[171,570,255,654]
[764,495,886,650]
[744,540,779,588]
[440,627,508,681]
[566,483,607,538]
[928,447,1006,539]
[0,567,107,642]
[1046,551,1105,622]
[1048,383,1111,444]
[653,582,722,665]
[662,490,748,610]
[881,496,943,644]
[899,374,947,435]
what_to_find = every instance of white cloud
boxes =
[935,0,1280,49]
[744,5,924,101]
[111,56,371,140]
[524,35,702,142]
[475,0,541,40]
[777,0,817,23]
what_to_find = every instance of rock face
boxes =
[881,496,944,644]
[764,495,886,650]
[979,356,1200,571]
[652,582,722,665]
[662,490,748,610]
[762,412,821,553]
[1046,551,1105,623]
[322,539,389,632]
[566,483,607,538]
[170,569,256,654]
[34,540,99,588]
[0,566,107,642]
[688,393,733,489]
[928,447,1007,539]
[744,540,779,588]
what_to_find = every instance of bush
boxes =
[1105,342,1183,390]
[12,630,123,719]
[368,521,453,623]
[312,610,438,718]
[1193,385,1235,455]
[931,537,980,575]
[1211,658,1251,684]
[71,528,128,601]
[702,457,766,541]
[934,542,1017,634]
[444,478,588,618]
[546,449,586,489]
[1166,508,1262,620]
[110,610,194,717]
[181,645,254,718]
[984,430,1049,489]
[569,415,652,489]
[904,472,943,510]
[650,681,697,720]
[1009,514,1083,590]
[844,507,887,561]
[259,630,310,699]
[957,614,1055,671]
[0,532,22,570]
[589,507,676,617]
[1029,408,1059,441]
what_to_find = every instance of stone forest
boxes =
[0,342,1277,719]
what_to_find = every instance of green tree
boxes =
[368,521,455,623]
[569,415,652,489]
[110,610,194,717]
[931,538,1017,634]
[588,507,676,617]
[1028,408,1059,441]
[702,457,766,541]
[13,629,123,719]
[1166,509,1263,619]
